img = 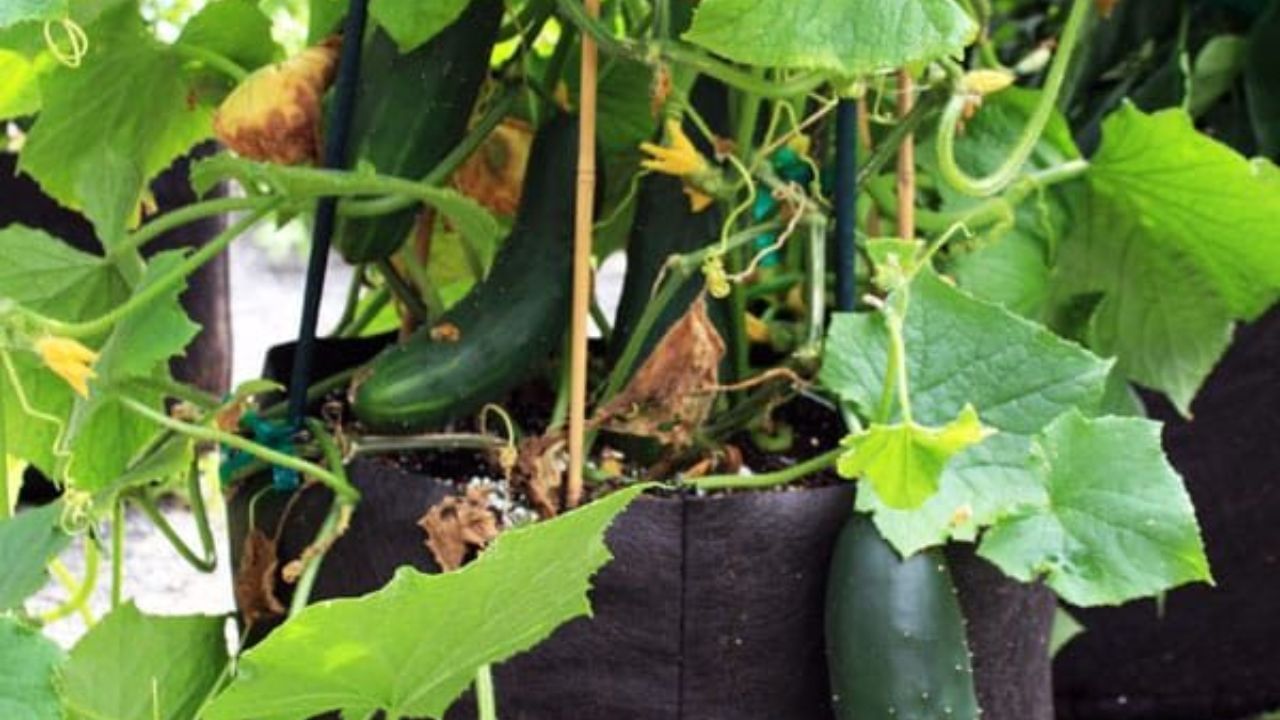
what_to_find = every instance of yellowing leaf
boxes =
[838,405,994,509]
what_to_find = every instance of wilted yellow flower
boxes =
[36,336,98,397]
[961,69,1016,97]
[640,119,709,177]
[701,254,731,299]
[213,37,340,165]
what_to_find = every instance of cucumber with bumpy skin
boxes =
[333,0,502,263]
[351,114,581,432]
[825,514,980,720]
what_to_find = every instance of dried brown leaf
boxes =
[235,529,286,626]
[512,434,565,518]
[453,118,533,216]
[594,295,725,447]
[417,486,500,571]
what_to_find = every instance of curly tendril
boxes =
[43,18,89,68]
[934,0,1089,197]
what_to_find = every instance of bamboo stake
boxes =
[896,69,916,241]
[566,0,600,509]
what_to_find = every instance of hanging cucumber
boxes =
[351,114,582,432]
[825,514,980,720]
[611,78,732,368]
[333,0,503,263]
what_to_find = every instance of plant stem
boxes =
[337,286,391,338]
[38,204,278,338]
[0,385,9,520]
[187,457,217,574]
[688,446,842,490]
[110,498,124,608]
[287,496,349,617]
[41,539,99,625]
[259,368,360,420]
[856,90,943,188]
[118,396,356,502]
[351,432,505,456]
[173,42,249,82]
[133,491,216,573]
[105,196,269,261]
[131,374,220,410]
[866,158,1089,232]
[332,264,367,335]
[476,664,498,720]
[934,0,1090,197]
[376,259,429,325]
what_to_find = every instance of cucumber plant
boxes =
[0,0,1277,719]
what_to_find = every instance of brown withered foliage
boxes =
[453,118,533,215]
[417,486,500,571]
[593,295,725,448]
[213,37,340,165]
[235,529,286,626]
[511,434,566,518]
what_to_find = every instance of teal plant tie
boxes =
[218,410,300,491]
[749,147,817,268]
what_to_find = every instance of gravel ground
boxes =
[32,235,627,647]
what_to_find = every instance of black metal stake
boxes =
[285,0,370,430]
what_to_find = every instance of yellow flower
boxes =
[640,119,720,212]
[35,336,98,398]
[213,38,340,165]
[639,119,710,178]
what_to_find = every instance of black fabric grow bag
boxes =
[229,337,1055,720]
[1055,306,1280,720]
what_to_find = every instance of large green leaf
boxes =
[92,251,200,385]
[0,616,64,719]
[368,0,469,53]
[0,0,66,28]
[59,603,228,720]
[822,272,1110,435]
[821,272,1111,554]
[1087,105,1280,319]
[0,225,128,321]
[177,0,279,71]
[978,411,1211,606]
[204,485,650,720]
[18,5,212,245]
[0,226,142,479]
[1058,104,1280,412]
[0,502,71,611]
[683,0,977,75]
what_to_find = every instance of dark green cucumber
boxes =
[351,115,580,432]
[333,0,502,263]
[610,78,731,368]
[826,515,980,720]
